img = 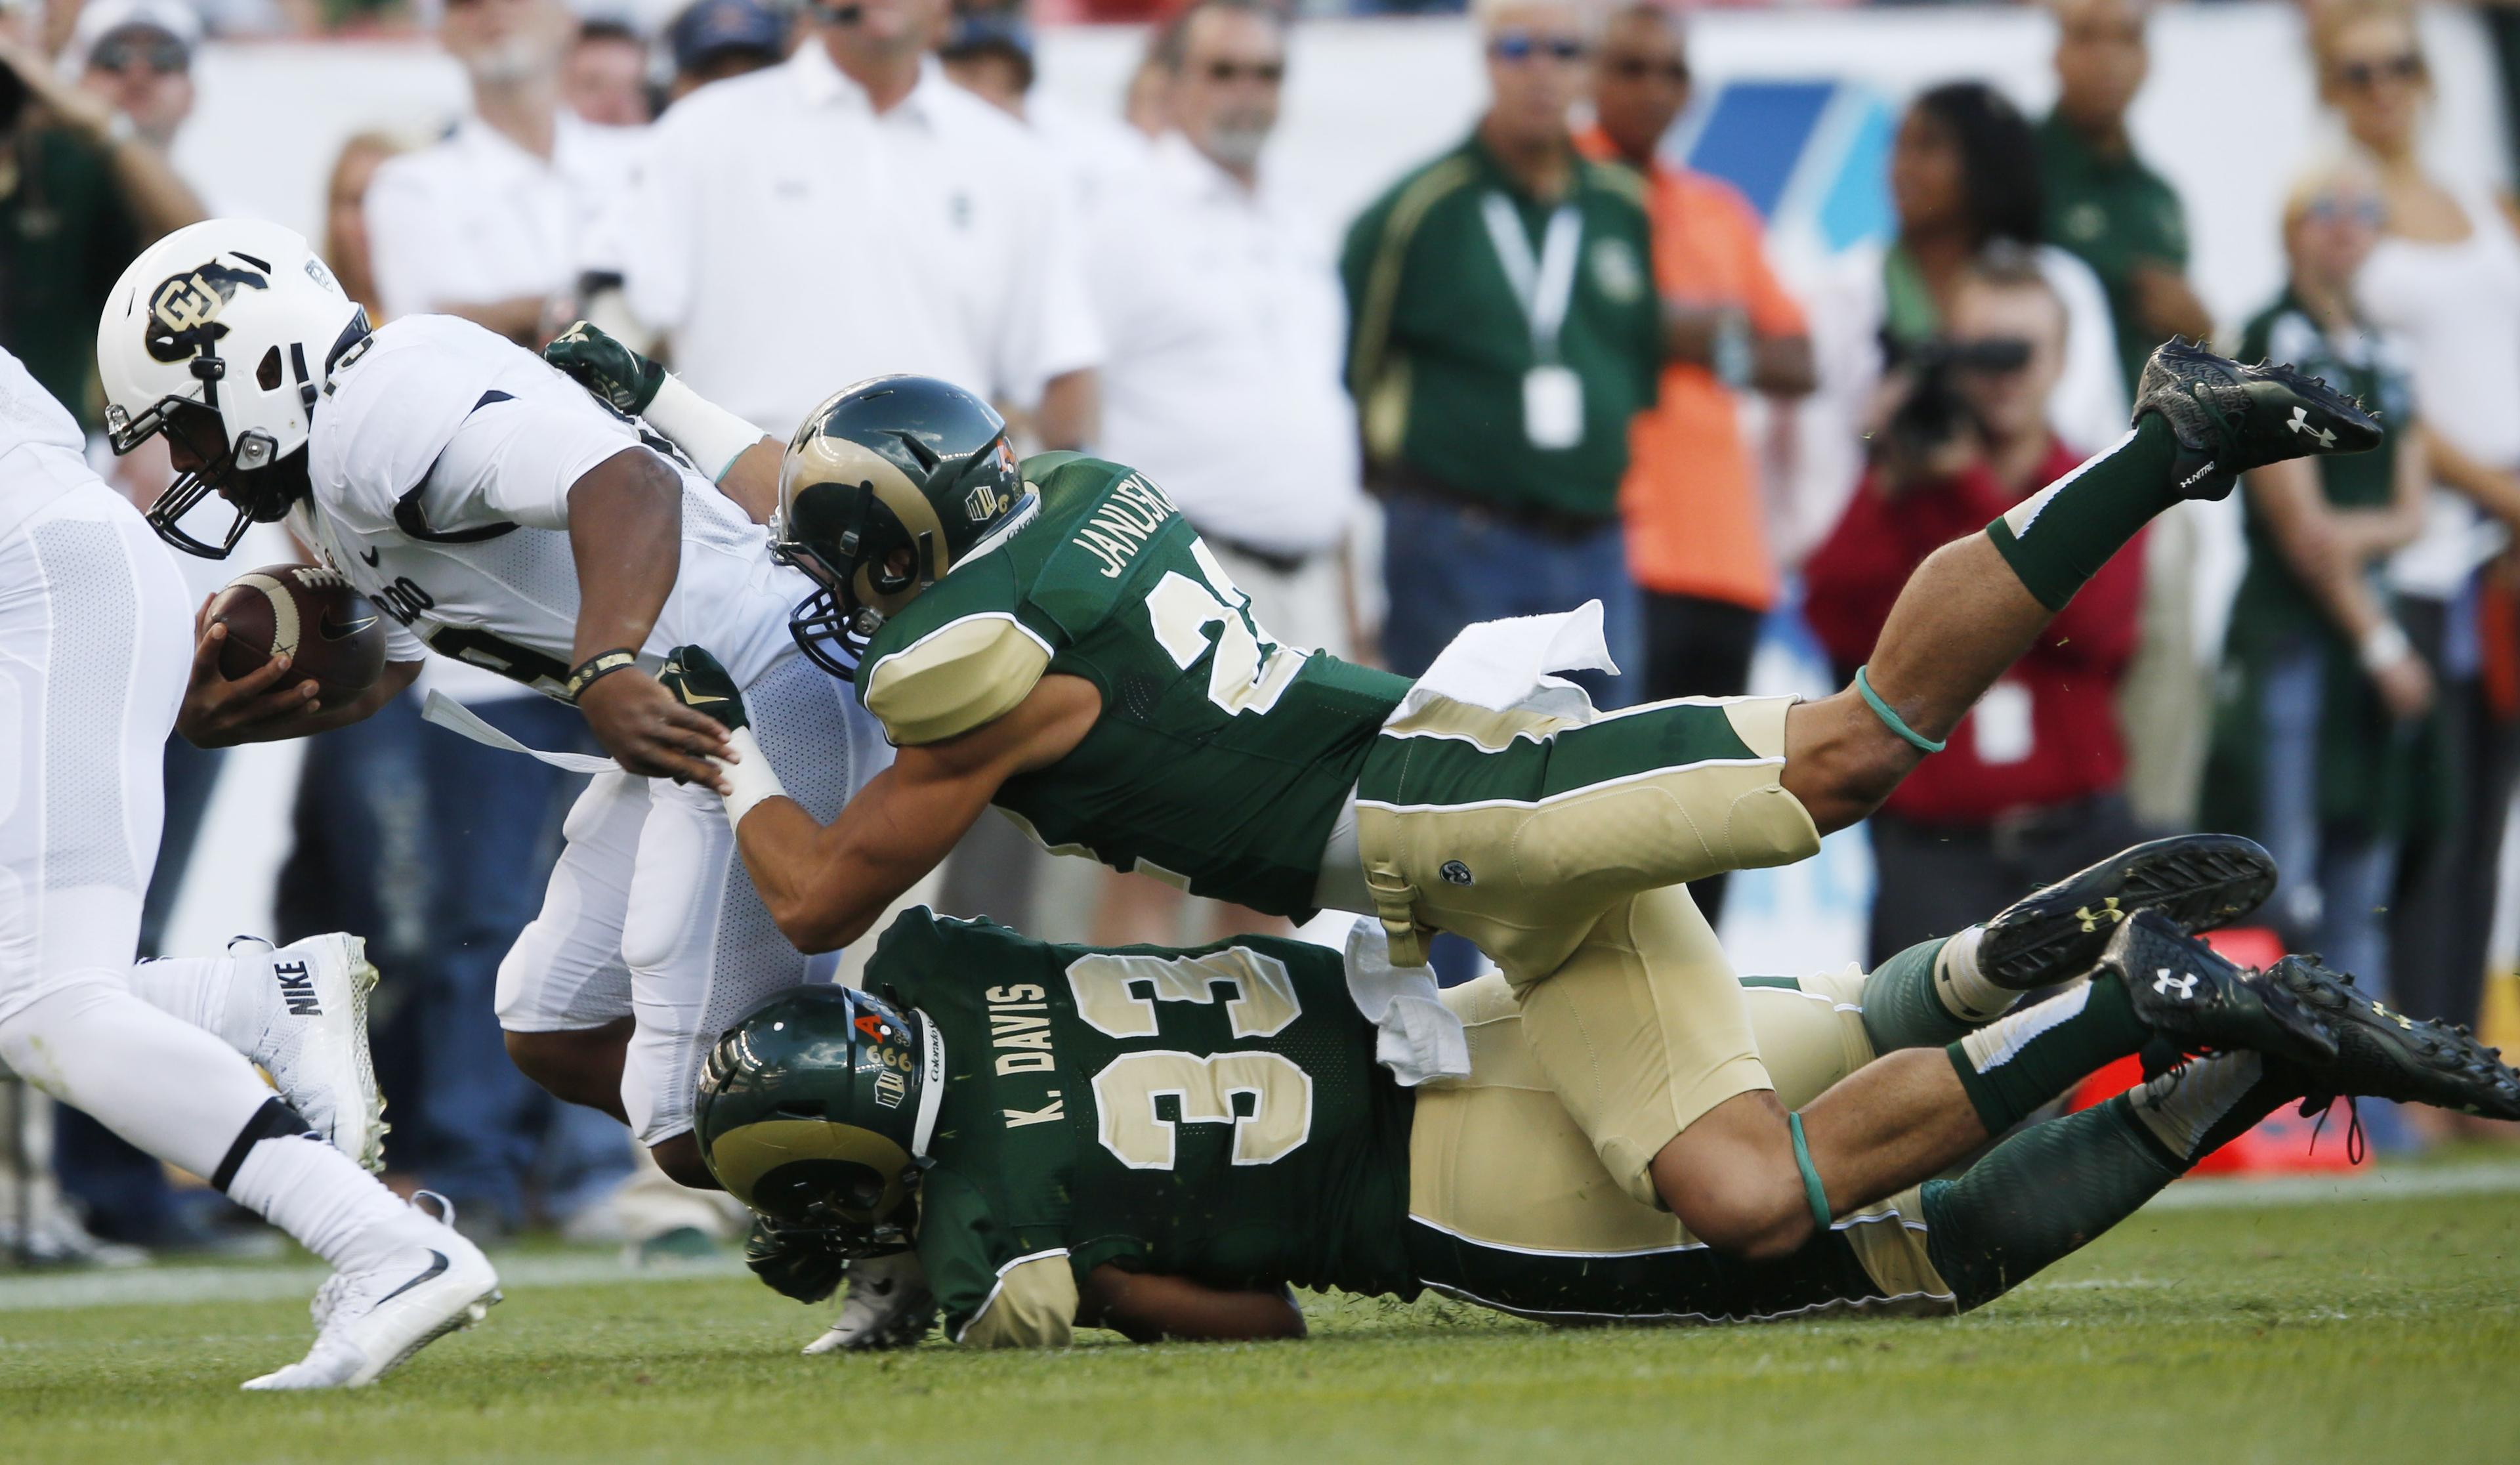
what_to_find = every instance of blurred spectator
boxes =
[1342,0,1661,704]
[938,7,1031,113]
[0,16,200,430]
[322,131,404,319]
[1805,250,2144,966]
[364,0,640,347]
[2317,0,2520,1034]
[1079,0,1362,946]
[1805,80,2124,525]
[621,0,1101,441]
[70,0,199,153]
[2204,160,2431,996]
[1578,1,1813,927]
[1123,43,1169,138]
[562,17,656,127]
[665,0,786,104]
[2040,0,2210,396]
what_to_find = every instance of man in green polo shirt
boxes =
[2039,0,2213,398]
[1341,0,1662,708]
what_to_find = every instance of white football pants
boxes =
[0,481,283,1178]
[495,649,893,1145]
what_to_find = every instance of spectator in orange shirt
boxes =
[1580,1,1813,924]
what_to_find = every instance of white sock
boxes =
[1933,926,2018,1023]
[224,1132,424,1271]
[2125,1051,2267,1162]
[124,951,259,1057]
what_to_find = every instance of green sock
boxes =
[1860,937,1977,1051]
[1984,414,2177,611]
[1944,973,2148,1134]
[1922,1053,2295,1309]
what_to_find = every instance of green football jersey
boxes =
[852,452,1410,918]
[863,909,1420,1344]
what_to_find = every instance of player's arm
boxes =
[564,446,736,788]
[1076,1267,1307,1344]
[177,630,422,748]
[734,672,1102,952]
[542,322,779,523]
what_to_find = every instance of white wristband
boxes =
[645,373,771,484]
[2359,620,2414,675]
[717,725,789,830]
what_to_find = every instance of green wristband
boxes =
[1788,1111,1834,1231]
[1854,664,1947,755]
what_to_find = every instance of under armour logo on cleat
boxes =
[2076,897,2126,933]
[2286,406,2337,448]
[2154,969,2199,1000]
[2373,1000,2415,1030]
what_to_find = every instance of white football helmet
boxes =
[96,218,369,558]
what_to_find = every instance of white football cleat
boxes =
[242,1196,499,1391]
[802,1251,934,1353]
[235,933,388,1172]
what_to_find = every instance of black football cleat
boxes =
[2264,958,2520,1122]
[2101,910,2338,1068]
[2135,337,2385,500]
[1975,834,2278,992]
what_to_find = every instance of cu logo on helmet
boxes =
[143,261,270,363]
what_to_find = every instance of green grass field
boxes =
[5,1169,2517,1464]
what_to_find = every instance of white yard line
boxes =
[3,1164,2516,1315]
[0,1250,744,1314]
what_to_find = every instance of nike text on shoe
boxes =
[2265,958,2520,1121]
[242,1197,499,1390]
[2100,910,2338,1068]
[803,1251,936,1354]
[1975,834,2279,992]
[250,933,389,1173]
[2135,337,2384,501]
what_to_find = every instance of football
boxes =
[207,563,388,701]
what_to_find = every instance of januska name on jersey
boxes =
[1068,474,1179,580]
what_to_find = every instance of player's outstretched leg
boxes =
[0,970,495,1388]
[1860,834,2278,1051]
[1922,1051,2301,1311]
[125,933,387,1171]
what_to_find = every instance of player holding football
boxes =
[93,219,892,1189]
[688,872,2517,1345]
[549,320,2391,1342]
[0,341,495,1387]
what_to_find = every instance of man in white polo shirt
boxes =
[364,0,642,349]
[619,0,1100,442]
[1080,0,1363,946]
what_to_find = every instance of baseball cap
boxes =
[668,0,784,73]
[72,0,201,70]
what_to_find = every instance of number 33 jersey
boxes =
[295,314,805,698]
[853,452,1411,918]
[865,909,1418,1346]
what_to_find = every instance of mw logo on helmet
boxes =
[144,261,270,364]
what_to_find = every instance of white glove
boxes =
[801,1251,936,1354]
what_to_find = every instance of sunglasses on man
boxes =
[2336,52,2422,91]
[1603,54,1687,83]
[1490,30,1587,64]
[1200,58,1285,85]
[91,30,189,75]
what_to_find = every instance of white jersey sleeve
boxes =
[312,315,644,538]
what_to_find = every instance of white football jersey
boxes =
[299,314,803,697]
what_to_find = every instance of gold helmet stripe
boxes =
[782,431,951,583]
[706,1116,913,1221]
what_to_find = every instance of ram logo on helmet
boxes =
[144,259,270,364]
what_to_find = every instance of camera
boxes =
[1880,333,2032,463]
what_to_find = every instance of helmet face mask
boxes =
[770,374,1035,680]
[696,985,938,1256]
[95,220,369,559]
